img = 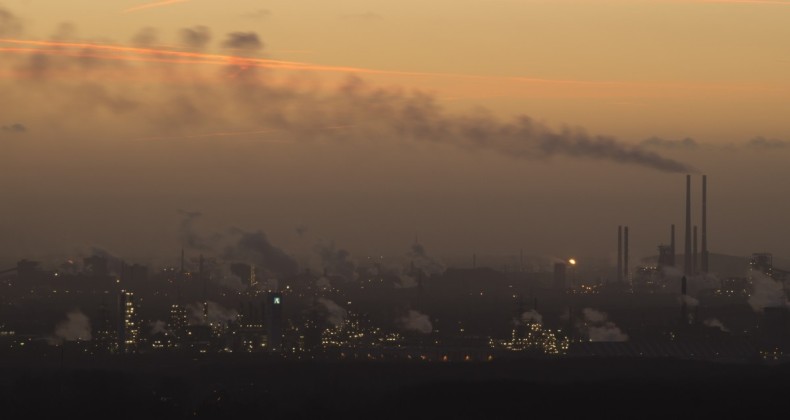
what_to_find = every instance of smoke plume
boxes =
[222,31,263,51]
[179,25,212,50]
[398,310,433,334]
[1,123,26,133]
[408,243,445,276]
[579,308,628,342]
[53,309,92,343]
[0,6,23,36]
[224,230,299,279]
[318,298,347,327]
[315,241,357,281]
[395,274,418,289]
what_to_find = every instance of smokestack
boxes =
[681,276,688,325]
[624,226,629,283]
[702,175,708,273]
[693,225,698,275]
[684,175,692,276]
[617,226,623,283]
[670,224,676,267]
[200,254,207,323]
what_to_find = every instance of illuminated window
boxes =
[273,297,281,305]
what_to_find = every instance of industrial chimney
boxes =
[684,175,692,276]
[617,226,623,283]
[624,226,629,283]
[701,175,709,273]
[670,224,676,267]
[693,225,698,275]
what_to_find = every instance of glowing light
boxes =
[569,259,577,265]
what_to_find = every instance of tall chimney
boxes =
[701,175,708,273]
[200,254,207,323]
[684,175,693,276]
[624,226,629,283]
[670,224,676,267]
[693,225,698,275]
[617,226,623,283]
[681,276,688,325]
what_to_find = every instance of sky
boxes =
[0,0,788,267]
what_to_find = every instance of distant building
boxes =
[750,253,773,279]
[118,291,141,353]
[266,292,283,352]
[122,263,149,284]
[169,304,188,333]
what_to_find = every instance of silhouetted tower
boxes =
[266,292,284,352]
[693,226,698,275]
[553,262,567,291]
[200,255,208,323]
[680,276,689,325]
[701,175,709,273]
[624,226,629,283]
[617,226,623,283]
[670,224,676,267]
[684,175,693,276]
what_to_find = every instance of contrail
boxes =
[674,0,790,4]
[124,0,191,13]
[0,39,775,95]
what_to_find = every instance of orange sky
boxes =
[0,1,788,264]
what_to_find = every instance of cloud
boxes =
[179,26,212,50]
[747,136,789,149]
[398,310,433,334]
[0,5,23,36]
[177,209,217,251]
[222,32,264,52]
[318,298,347,327]
[641,136,698,149]
[579,308,628,342]
[703,318,729,332]
[678,294,700,307]
[53,309,92,343]
[131,27,160,47]
[1,123,26,133]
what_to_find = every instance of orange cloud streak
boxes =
[124,0,191,13]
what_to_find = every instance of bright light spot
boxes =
[569,259,577,265]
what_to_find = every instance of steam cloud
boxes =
[315,241,357,281]
[395,274,418,289]
[408,243,445,276]
[131,27,160,47]
[748,136,789,149]
[150,320,169,335]
[398,310,433,334]
[53,309,92,343]
[579,308,628,342]
[748,271,788,312]
[318,298,347,327]
[678,294,700,307]
[703,318,729,332]
[520,309,543,325]
[187,301,239,326]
